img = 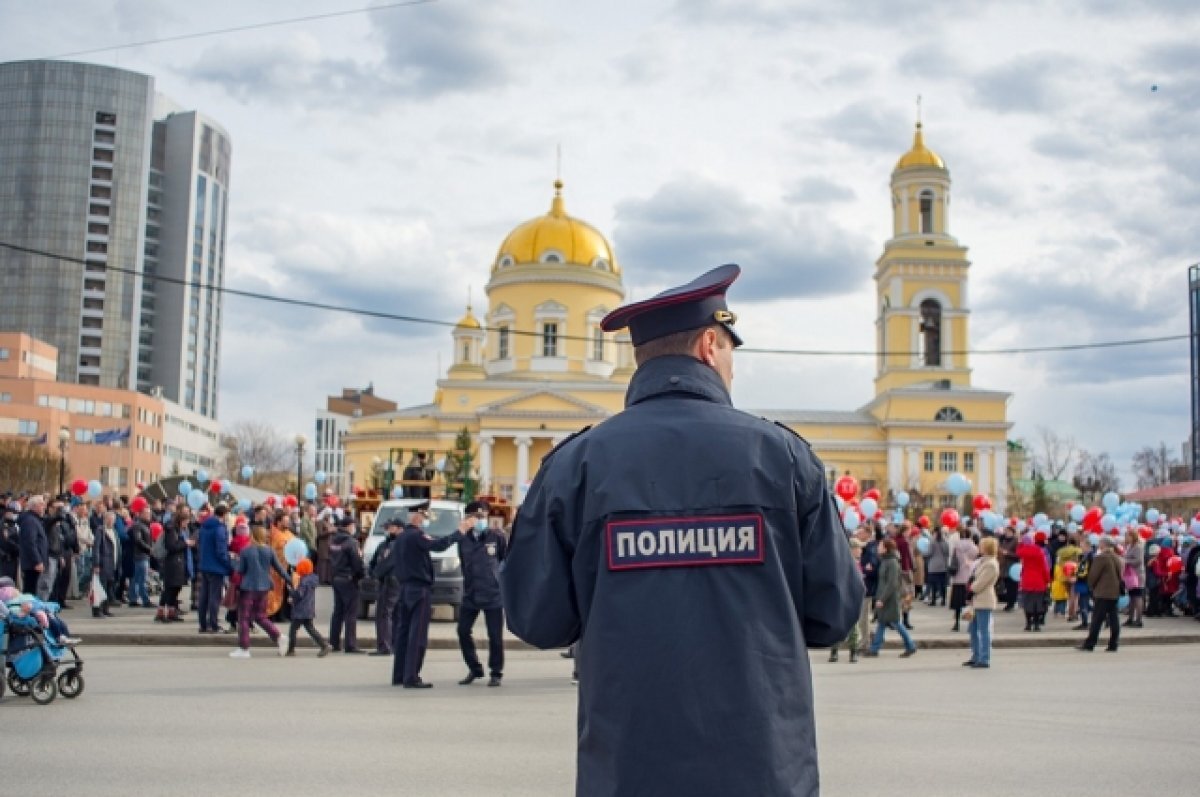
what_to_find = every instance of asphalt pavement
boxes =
[1,645,1193,796]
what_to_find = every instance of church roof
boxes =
[895,122,945,170]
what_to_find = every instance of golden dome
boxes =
[895,123,945,170]
[455,306,481,329]
[494,181,620,274]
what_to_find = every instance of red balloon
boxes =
[1034,531,1047,544]
[1062,561,1078,577]
[940,508,960,530]
[972,494,991,512]
[70,479,88,497]
[918,515,931,529]
[1082,507,1103,532]
[834,475,859,502]
[874,510,884,520]
[265,496,277,507]
[208,479,222,494]
[325,495,340,508]
[149,522,163,540]
[129,497,148,514]
[864,488,882,502]
[1168,556,1184,574]
[283,495,298,508]
[1139,526,1153,540]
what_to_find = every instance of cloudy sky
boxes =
[3,0,1198,483]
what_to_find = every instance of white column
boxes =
[478,434,494,496]
[887,444,904,493]
[977,446,991,497]
[906,446,921,490]
[994,446,1009,511]
[515,435,532,505]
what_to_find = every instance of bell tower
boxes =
[874,121,972,395]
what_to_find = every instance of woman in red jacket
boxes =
[1017,533,1051,632]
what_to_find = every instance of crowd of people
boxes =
[835,512,1200,666]
[1,487,510,689]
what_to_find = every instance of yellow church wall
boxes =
[486,278,623,376]
[899,185,947,234]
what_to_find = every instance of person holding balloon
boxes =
[266,513,296,621]
[1050,534,1081,621]
[229,524,291,659]
[1121,529,1145,628]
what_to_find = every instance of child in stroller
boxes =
[0,579,81,646]
[2,579,85,703]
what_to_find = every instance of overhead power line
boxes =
[38,0,438,60]
[0,239,1191,358]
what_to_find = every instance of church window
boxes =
[923,451,934,472]
[497,255,514,269]
[541,251,563,264]
[939,451,957,472]
[919,299,942,366]
[591,327,605,361]
[593,257,610,271]
[934,406,963,422]
[919,190,934,234]
[497,326,510,360]
[461,342,470,363]
[964,452,975,472]
[542,322,559,357]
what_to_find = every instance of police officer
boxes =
[328,515,365,653]
[500,264,863,797]
[368,517,404,656]
[390,501,465,688]
[456,500,507,687]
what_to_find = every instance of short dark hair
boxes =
[213,504,228,518]
[633,325,718,367]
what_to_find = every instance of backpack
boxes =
[151,532,167,564]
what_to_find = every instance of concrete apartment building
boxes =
[314,386,398,495]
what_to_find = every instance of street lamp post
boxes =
[295,433,307,502]
[57,427,70,496]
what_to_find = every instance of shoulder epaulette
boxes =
[770,420,813,448]
[541,425,593,464]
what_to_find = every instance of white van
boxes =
[359,498,465,620]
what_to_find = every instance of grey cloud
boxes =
[371,3,513,96]
[816,101,911,152]
[672,0,986,29]
[897,43,964,79]
[784,177,855,204]
[612,176,873,302]
[971,54,1079,114]
[1029,131,1105,161]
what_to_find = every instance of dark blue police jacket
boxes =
[459,529,507,611]
[392,525,461,587]
[501,355,863,797]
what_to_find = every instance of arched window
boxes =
[540,250,563,264]
[919,299,942,366]
[934,406,963,422]
[919,189,934,234]
[497,255,514,269]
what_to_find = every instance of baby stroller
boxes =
[1,614,84,705]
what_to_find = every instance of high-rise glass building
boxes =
[0,60,230,418]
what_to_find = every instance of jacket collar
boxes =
[625,355,732,408]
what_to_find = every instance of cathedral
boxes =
[341,124,1012,512]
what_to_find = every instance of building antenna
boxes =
[916,94,922,126]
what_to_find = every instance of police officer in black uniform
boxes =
[368,517,404,656]
[501,264,863,797]
[390,502,466,688]
[455,500,507,687]
[327,515,365,653]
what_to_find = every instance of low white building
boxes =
[161,394,222,477]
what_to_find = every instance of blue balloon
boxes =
[86,479,103,499]
[1117,595,1130,611]
[237,498,252,512]
[1088,533,1100,546]
[314,470,327,485]
[178,480,193,497]
[1033,513,1048,527]
[283,538,309,567]
[304,482,317,501]
[916,537,931,555]
[843,509,861,532]
[195,469,209,484]
[1070,504,1085,523]
[835,496,845,513]
[1067,521,1078,533]
[186,489,207,510]
[392,486,404,499]
[1101,514,1117,532]
[895,490,911,508]
[1102,491,1119,511]
[1146,509,1161,525]
[946,473,970,497]
[1009,563,1022,582]
[241,465,254,481]
[860,498,878,518]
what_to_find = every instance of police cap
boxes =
[600,264,742,348]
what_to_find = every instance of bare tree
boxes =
[1031,426,1077,481]
[1073,449,1120,504]
[220,421,292,487]
[0,439,65,494]
[1131,442,1180,490]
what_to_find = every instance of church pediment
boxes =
[479,389,610,417]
